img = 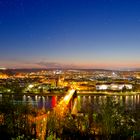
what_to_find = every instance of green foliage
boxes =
[46,132,60,140]
[12,135,25,140]
[95,97,136,139]
[0,98,33,139]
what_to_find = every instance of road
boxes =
[28,88,76,140]
[54,89,75,117]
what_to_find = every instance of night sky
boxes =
[0,0,140,69]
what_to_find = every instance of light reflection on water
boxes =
[77,94,140,113]
[0,94,140,112]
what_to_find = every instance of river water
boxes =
[76,94,140,113]
[0,93,140,112]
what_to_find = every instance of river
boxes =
[0,93,140,112]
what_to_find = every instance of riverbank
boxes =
[77,91,140,96]
[0,91,140,97]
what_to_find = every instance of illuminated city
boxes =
[0,0,140,140]
[0,69,140,139]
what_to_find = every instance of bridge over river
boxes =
[27,88,76,140]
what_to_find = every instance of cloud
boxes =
[36,61,79,69]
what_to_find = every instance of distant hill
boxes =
[1,68,140,74]
[0,69,14,76]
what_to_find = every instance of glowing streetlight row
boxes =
[54,89,75,117]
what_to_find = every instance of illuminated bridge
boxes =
[29,88,76,140]
[54,89,76,117]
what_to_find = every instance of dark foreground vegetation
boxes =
[0,97,140,140]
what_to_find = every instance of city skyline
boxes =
[0,0,140,69]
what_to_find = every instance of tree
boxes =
[0,98,33,139]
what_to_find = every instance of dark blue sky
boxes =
[0,0,140,69]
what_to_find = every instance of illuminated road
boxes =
[54,89,75,117]
[28,89,76,140]
[28,113,47,140]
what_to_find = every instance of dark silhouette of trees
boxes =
[0,98,33,140]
